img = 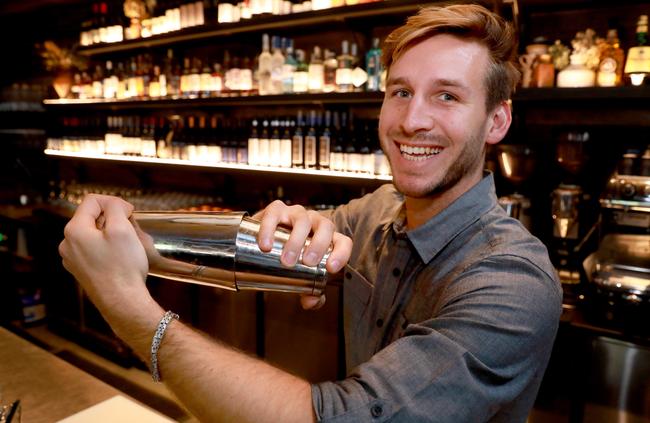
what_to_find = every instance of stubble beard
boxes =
[385,129,487,199]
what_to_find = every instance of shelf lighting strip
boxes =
[44,149,392,182]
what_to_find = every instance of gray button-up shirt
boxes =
[312,173,562,422]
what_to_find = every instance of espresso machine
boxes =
[496,144,535,231]
[583,146,650,335]
[550,131,597,291]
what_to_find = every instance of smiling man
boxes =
[59,4,562,423]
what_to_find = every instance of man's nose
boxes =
[400,95,435,135]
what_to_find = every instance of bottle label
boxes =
[319,136,330,167]
[292,135,304,165]
[305,135,317,166]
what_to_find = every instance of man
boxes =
[59,4,562,422]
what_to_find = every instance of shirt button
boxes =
[376,318,384,328]
[371,404,384,418]
[345,271,352,280]
[392,268,401,277]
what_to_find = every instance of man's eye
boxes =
[392,89,411,98]
[439,93,457,101]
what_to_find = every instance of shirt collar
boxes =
[402,172,499,264]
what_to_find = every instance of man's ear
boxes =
[486,100,512,145]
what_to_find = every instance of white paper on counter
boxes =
[57,395,175,423]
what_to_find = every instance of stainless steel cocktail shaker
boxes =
[132,211,329,296]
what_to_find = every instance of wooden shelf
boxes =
[513,86,650,102]
[77,0,455,56]
[43,149,392,183]
[43,92,384,110]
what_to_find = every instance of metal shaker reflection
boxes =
[131,211,329,296]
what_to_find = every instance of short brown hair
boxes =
[382,4,520,112]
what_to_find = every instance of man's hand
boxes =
[58,194,151,316]
[254,200,352,310]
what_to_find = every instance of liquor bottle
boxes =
[323,49,338,93]
[336,40,354,92]
[240,57,254,95]
[223,51,240,95]
[271,36,285,94]
[625,15,650,86]
[597,29,625,87]
[200,60,213,97]
[102,60,118,99]
[308,46,325,93]
[258,34,273,95]
[269,118,282,166]
[163,49,179,98]
[156,116,171,159]
[293,49,309,93]
[365,37,382,92]
[211,63,224,96]
[280,119,292,168]
[350,42,368,91]
[304,111,318,169]
[360,122,374,174]
[180,57,190,97]
[329,111,343,171]
[91,65,103,99]
[248,119,260,166]
[141,117,157,158]
[292,110,304,168]
[258,119,270,166]
[282,38,297,94]
[318,110,331,169]
[236,120,249,165]
[149,65,162,98]
[208,115,222,163]
[195,115,209,162]
[188,58,202,97]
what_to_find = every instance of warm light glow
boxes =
[43,149,392,181]
[630,73,646,86]
[500,152,513,177]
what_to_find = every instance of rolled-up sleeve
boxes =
[311,255,562,422]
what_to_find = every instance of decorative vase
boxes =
[52,70,73,99]
[557,54,595,88]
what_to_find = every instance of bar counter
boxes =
[0,326,173,422]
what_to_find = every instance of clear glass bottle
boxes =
[365,37,382,92]
[336,40,354,92]
[293,49,309,93]
[282,38,297,94]
[323,49,338,93]
[258,34,273,95]
[308,46,324,93]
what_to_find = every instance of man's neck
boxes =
[404,171,484,230]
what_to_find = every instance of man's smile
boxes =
[396,142,445,161]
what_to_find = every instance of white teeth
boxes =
[398,144,442,160]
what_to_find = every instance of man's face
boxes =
[379,34,505,199]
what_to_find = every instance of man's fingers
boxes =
[300,294,326,310]
[257,200,285,252]
[281,207,313,266]
[327,232,352,274]
[302,211,335,266]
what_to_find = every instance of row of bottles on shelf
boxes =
[49,181,225,211]
[80,0,383,47]
[66,36,383,100]
[46,110,392,176]
[522,15,650,88]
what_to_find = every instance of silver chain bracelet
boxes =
[150,310,179,382]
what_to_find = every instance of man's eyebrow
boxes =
[385,76,469,92]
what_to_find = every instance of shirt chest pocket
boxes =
[343,266,374,332]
